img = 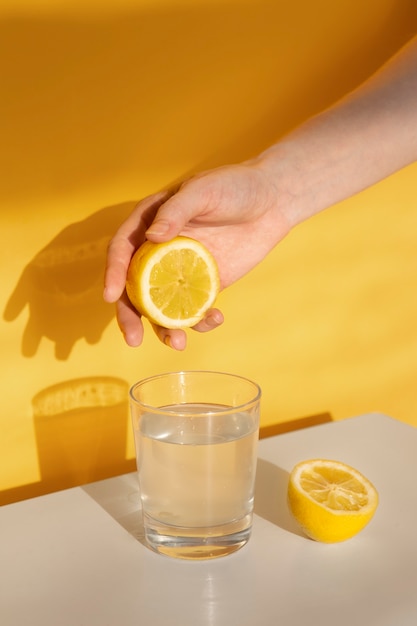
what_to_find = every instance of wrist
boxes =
[248,138,320,230]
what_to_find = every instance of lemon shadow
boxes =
[254,458,304,537]
[3,201,136,359]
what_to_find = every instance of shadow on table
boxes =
[255,411,333,536]
[254,459,303,537]
[83,460,304,543]
[81,412,333,542]
[82,473,146,546]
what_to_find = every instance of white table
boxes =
[1,413,416,626]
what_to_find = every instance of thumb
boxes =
[145,181,206,242]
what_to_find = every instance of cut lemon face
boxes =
[126,236,220,329]
[287,459,379,543]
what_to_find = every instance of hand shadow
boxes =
[254,458,304,537]
[3,201,136,360]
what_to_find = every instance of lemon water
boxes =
[135,403,258,558]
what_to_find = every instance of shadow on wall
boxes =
[0,375,136,505]
[2,1,417,503]
[3,3,417,361]
[3,1,417,362]
[2,2,417,206]
[32,376,133,491]
[3,201,136,359]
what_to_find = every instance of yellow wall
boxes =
[2,0,417,503]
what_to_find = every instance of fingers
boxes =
[104,191,172,303]
[117,305,223,350]
[150,324,188,351]
[192,308,224,332]
[145,179,210,242]
[149,308,223,350]
[105,179,222,350]
[104,179,208,304]
[116,295,223,350]
[116,296,145,347]
[116,291,188,350]
[103,236,135,303]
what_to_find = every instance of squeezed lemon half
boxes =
[287,459,379,543]
[126,236,220,329]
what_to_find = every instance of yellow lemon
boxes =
[126,236,220,329]
[287,459,379,543]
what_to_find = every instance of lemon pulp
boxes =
[126,237,220,329]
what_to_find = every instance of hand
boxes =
[104,35,417,351]
[104,162,291,349]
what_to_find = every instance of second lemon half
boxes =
[126,236,220,329]
[287,459,379,543]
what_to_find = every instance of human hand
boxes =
[104,162,292,349]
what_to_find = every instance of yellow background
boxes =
[2,0,417,503]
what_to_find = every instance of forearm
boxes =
[253,35,417,228]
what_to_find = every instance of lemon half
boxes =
[126,236,220,329]
[287,459,379,543]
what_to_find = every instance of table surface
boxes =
[1,413,417,626]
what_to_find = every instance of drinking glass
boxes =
[129,371,261,559]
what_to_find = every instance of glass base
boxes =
[143,513,252,560]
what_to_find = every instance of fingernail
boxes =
[205,315,218,328]
[125,332,141,347]
[146,221,170,236]
[205,312,223,328]
[103,286,113,302]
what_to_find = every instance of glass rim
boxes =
[129,370,261,416]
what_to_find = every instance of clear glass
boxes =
[129,371,261,560]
